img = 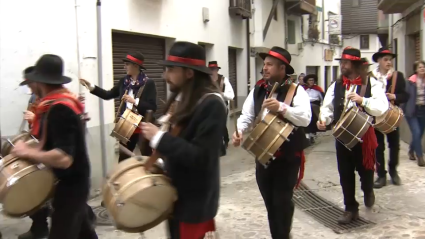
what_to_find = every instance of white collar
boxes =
[175,93,182,101]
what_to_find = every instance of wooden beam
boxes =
[263,0,280,40]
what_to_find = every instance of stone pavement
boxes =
[1,134,425,239]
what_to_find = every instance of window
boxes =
[352,0,360,7]
[287,20,296,44]
[360,35,369,49]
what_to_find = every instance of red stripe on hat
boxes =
[126,55,144,65]
[208,64,218,68]
[268,51,290,65]
[363,61,369,65]
[381,50,391,53]
[167,55,206,66]
[341,54,361,61]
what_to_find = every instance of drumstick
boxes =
[119,144,136,157]
[114,89,129,123]
[230,100,239,137]
[254,82,279,126]
[341,86,356,118]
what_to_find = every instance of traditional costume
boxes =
[302,74,324,144]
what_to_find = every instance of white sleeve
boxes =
[319,82,335,125]
[236,89,255,133]
[361,77,389,116]
[282,86,311,127]
[223,77,235,101]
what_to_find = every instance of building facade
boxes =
[0,0,342,191]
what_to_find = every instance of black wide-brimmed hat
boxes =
[361,58,373,66]
[20,54,72,86]
[335,47,363,61]
[372,47,397,62]
[304,74,318,83]
[122,52,146,70]
[259,47,294,74]
[158,41,211,75]
[208,61,221,69]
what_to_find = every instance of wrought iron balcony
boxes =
[286,0,317,16]
[378,0,420,14]
[229,0,252,19]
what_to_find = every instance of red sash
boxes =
[302,84,324,93]
[31,89,84,138]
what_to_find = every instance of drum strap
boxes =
[390,71,398,105]
[283,83,297,105]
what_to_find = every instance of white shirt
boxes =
[222,77,235,101]
[372,67,394,90]
[237,85,312,133]
[89,79,140,109]
[319,78,389,126]
[305,88,323,102]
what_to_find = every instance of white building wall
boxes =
[0,0,249,191]
[343,34,381,69]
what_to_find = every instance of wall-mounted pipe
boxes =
[74,0,83,95]
[246,19,251,93]
[96,0,107,178]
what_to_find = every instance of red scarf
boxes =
[302,84,324,93]
[342,76,377,170]
[31,89,84,138]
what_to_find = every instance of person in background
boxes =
[403,60,425,167]
[361,58,373,75]
[208,61,235,156]
[297,73,306,85]
[302,74,324,144]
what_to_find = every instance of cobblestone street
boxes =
[1,133,425,239]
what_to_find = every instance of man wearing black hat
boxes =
[140,42,226,238]
[80,52,157,161]
[370,47,409,188]
[13,54,97,239]
[232,46,311,239]
[317,47,388,224]
[208,61,235,155]
[302,74,324,144]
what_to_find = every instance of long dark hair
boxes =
[164,70,221,126]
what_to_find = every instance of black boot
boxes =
[337,211,359,224]
[364,191,375,208]
[373,176,386,189]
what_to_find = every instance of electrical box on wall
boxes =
[203,7,210,23]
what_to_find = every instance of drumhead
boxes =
[2,169,55,217]
[115,178,176,229]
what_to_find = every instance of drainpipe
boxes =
[321,0,325,40]
[389,14,393,47]
[74,0,83,95]
[96,0,107,178]
[246,19,251,92]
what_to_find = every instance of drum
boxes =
[242,113,294,164]
[102,156,177,233]
[0,140,55,217]
[374,104,404,134]
[1,133,31,156]
[111,109,143,144]
[333,106,373,149]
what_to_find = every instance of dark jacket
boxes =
[377,71,409,106]
[157,95,226,223]
[402,74,419,117]
[91,77,157,116]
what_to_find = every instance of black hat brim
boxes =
[158,60,212,75]
[208,66,221,70]
[20,72,72,86]
[372,53,397,63]
[304,74,318,82]
[334,57,364,61]
[259,52,294,75]
[122,58,147,70]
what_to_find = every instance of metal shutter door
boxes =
[228,48,238,106]
[415,34,421,61]
[111,32,166,118]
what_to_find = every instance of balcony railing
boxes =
[229,0,252,19]
[378,0,419,14]
[286,0,317,16]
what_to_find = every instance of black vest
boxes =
[333,77,372,123]
[253,83,309,158]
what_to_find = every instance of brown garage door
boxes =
[228,48,238,106]
[415,34,421,61]
[111,32,166,117]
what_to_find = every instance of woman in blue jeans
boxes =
[403,60,425,167]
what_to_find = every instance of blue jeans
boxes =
[406,113,425,157]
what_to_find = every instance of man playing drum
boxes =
[232,46,311,239]
[370,48,409,188]
[80,52,157,161]
[140,42,226,239]
[12,54,98,239]
[317,47,388,224]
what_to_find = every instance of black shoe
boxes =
[373,177,387,189]
[310,137,315,144]
[408,149,416,160]
[337,211,359,224]
[389,171,401,185]
[364,191,375,208]
[18,231,49,239]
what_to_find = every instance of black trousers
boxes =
[375,128,400,178]
[256,155,300,239]
[118,133,152,162]
[305,102,321,134]
[336,141,374,212]
[48,185,97,239]
[223,109,229,145]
